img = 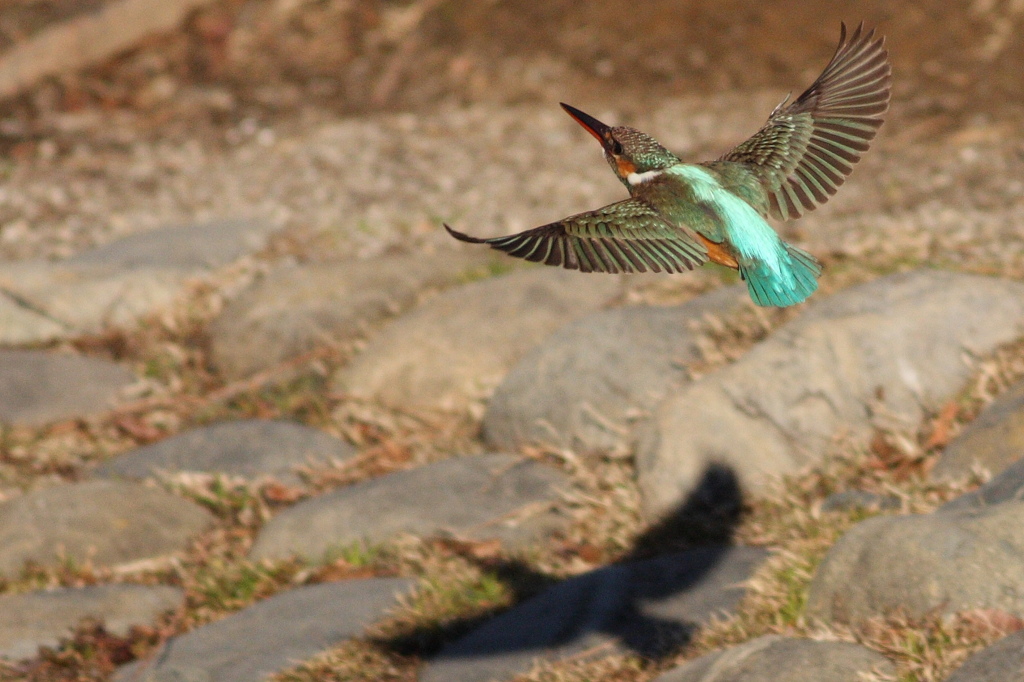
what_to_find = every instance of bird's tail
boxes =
[740,243,821,307]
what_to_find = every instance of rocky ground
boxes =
[2,1,1024,681]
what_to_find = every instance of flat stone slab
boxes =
[806,500,1024,625]
[65,219,276,270]
[0,349,137,425]
[945,630,1024,682]
[0,292,66,345]
[335,267,621,414]
[483,285,749,453]
[637,271,1024,518]
[250,453,570,561]
[115,577,414,682]
[420,546,767,682]
[933,378,1024,481]
[653,635,894,682]
[95,419,357,484]
[0,219,276,339]
[0,584,183,660]
[209,251,498,379]
[0,262,193,333]
[0,480,213,577]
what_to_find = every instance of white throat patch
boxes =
[626,169,663,186]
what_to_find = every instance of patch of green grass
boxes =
[772,560,811,627]
[200,370,337,428]
[853,610,1023,682]
[322,540,384,569]
[191,559,298,613]
[171,474,268,526]
[409,570,512,626]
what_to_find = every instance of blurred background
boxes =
[1,0,1019,121]
[2,0,1015,119]
[0,0,1020,265]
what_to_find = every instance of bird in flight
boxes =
[445,22,890,307]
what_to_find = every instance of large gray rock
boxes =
[0,480,213,576]
[250,453,570,561]
[483,286,749,453]
[115,578,414,682]
[0,584,183,660]
[0,350,137,425]
[421,546,767,682]
[209,251,499,379]
[0,220,276,338]
[806,501,1024,624]
[96,419,357,484]
[65,219,276,270]
[638,271,1024,517]
[335,267,621,414]
[933,378,1024,481]
[945,630,1024,682]
[653,635,894,682]
[0,262,192,333]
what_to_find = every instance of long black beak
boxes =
[560,103,612,145]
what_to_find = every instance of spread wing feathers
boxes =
[444,199,708,274]
[720,22,891,220]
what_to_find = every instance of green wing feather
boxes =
[445,198,708,274]
[720,22,891,220]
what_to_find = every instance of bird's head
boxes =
[560,103,679,187]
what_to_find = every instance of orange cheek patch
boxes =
[615,158,636,177]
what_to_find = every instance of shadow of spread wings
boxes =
[720,22,891,220]
[445,198,708,273]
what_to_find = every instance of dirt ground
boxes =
[0,0,1021,194]
[4,0,1022,120]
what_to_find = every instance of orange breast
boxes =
[696,233,739,269]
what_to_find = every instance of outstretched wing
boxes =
[720,22,891,220]
[445,198,708,274]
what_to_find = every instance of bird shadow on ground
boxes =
[375,462,746,663]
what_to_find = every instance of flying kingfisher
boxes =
[445,22,891,307]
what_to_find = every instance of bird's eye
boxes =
[610,138,623,155]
